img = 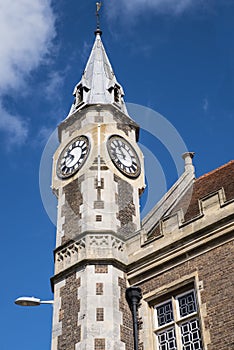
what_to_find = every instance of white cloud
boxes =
[0,102,28,147]
[45,71,64,98]
[0,0,56,92]
[0,0,56,147]
[203,98,209,112]
[36,125,54,146]
[106,0,198,17]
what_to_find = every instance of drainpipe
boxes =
[126,286,142,350]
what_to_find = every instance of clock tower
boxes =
[51,26,145,350]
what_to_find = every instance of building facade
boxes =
[129,159,234,350]
[50,28,234,350]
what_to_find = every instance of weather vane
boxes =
[96,2,102,31]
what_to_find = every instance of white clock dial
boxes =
[57,136,90,179]
[107,135,141,178]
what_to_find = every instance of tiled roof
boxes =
[173,160,234,222]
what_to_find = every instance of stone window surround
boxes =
[153,289,203,349]
[141,272,210,350]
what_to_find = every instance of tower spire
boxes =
[95,2,102,36]
[68,2,129,118]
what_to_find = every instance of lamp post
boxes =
[15,296,53,306]
[126,286,142,350]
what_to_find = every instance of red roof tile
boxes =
[174,160,234,222]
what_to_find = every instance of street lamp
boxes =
[126,286,142,350]
[15,296,53,306]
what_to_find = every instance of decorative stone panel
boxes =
[55,239,86,274]
[94,200,104,209]
[54,234,127,274]
[95,265,108,273]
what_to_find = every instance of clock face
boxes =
[57,136,90,179]
[107,135,141,178]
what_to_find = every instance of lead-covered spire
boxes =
[68,30,129,117]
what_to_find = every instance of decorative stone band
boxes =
[54,234,127,274]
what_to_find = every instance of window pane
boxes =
[180,319,203,350]
[157,328,177,350]
[156,301,174,326]
[178,291,197,317]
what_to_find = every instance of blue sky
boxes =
[0,1,234,349]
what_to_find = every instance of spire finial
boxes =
[95,2,102,36]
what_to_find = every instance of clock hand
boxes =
[119,146,125,156]
[115,152,127,160]
[66,153,75,166]
[116,147,127,159]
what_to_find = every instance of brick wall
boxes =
[119,276,134,350]
[58,112,86,140]
[137,241,234,350]
[58,272,81,350]
[114,174,136,237]
[61,177,84,244]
